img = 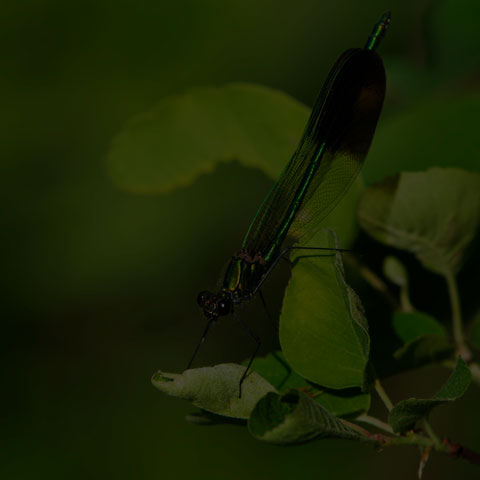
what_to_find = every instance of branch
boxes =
[443,438,480,466]
[444,269,472,361]
[343,420,480,468]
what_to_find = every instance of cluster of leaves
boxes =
[107,82,480,473]
[149,163,480,439]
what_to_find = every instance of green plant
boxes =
[107,83,480,476]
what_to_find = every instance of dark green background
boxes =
[3,1,480,478]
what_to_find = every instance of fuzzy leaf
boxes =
[248,389,363,445]
[389,357,471,433]
[151,364,276,419]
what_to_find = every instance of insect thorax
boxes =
[222,250,266,301]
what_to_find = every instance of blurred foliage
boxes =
[107,83,309,193]
[357,168,480,275]
[3,1,480,479]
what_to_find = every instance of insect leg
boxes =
[234,312,261,398]
[187,319,215,369]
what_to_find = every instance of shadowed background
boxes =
[2,1,480,479]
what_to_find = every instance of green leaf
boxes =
[392,311,447,344]
[247,351,370,417]
[245,351,306,391]
[106,82,363,247]
[280,229,370,390]
[388,357,471,433]
[106,83,308,194]
[248,389,363,445]
[364,95,480,184]
[358,168,480,275]
[383,256,409,288]
[427,0,480,80]
[151,364,276,419]
[314,388,370,419]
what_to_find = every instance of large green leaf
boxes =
[106,82,363,246]
[280,230,370,389]
[107,83,308,194]
[364,96,480,183]
[388,357,471,433]
[151,364,276,420]
[358,168,480,275]
[248,389,363,445]
[247,351,370,417]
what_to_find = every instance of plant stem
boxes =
[444,269,471,360]
[349,416,480,466]
[385,433,434,449]
[423,419,442,450]
[356,415,393,434]
[399,285,414,313]
[375,379,394,412]
[344,256,398,308]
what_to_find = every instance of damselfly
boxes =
[190,12,390,392]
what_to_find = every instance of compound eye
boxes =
[217,297,232,316]
[197,291,212,307]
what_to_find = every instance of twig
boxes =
[443,438,480,466]
[344,255,398,309]
[356,415,394,434]
[444,269,472,361]
[375,379,394,412]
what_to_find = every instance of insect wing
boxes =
[241,48,386,261]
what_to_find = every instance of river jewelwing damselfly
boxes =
[190,12,390,392]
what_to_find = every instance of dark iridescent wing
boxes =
[241,47,386,262]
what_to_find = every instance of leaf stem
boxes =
[423,419,442,450]
[344,256,398,309]
[375,379,394,412]
[399,285,414,313]
[356,415,393,434]
[385,432,434,449]
[444,269,471,361]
